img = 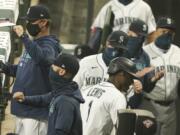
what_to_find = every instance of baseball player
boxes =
[141,17,180,135]
[74,30,149,109]
[88,0,156,53]
[123,19,152,108]
[81,57,139,135]
[122,19,164,108]
[74,30,129,92]
[13,53,84,135]
[0,5,61,135]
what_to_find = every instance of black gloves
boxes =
[0,60,9,74]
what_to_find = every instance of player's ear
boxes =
[58,68,66,76]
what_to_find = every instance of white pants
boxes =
[15,117,48,135]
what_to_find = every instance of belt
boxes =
[144,97,174,106]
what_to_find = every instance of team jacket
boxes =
[9,34,61,120]
[22,81,84,135]
[143,43,180,101]
[81,81,127,135]
[92,0,156,34]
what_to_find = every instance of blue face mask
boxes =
[124,36,144,58]
[118,0,133,5]
[49,68,69,90]
[155,32,173,50]
[103,47,123,66]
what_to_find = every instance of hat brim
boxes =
[110,42,128,50]
[157,25,176,31]
[129,72,139,80]
[19,16,39,21]
[138,32,148,37]
[125,70,139,80]
[118,62,139,79]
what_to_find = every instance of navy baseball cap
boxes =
[156,17,175,30]
[129,19,148,36]
[107,31,128,50]
[21,5,50,21]
[53,53,79,76]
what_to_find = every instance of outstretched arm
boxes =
[13,92,52,107]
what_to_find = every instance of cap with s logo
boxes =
[156,17,176,31]
[129,19,148,36]
[107,30,128,50]
[21,5,50,21]
[53,53,79,76]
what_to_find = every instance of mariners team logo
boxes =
[61,64,66,68]
[143,24,147,32]
[118,36,124,43]
[143,119,154,128]
[167,18,172,24]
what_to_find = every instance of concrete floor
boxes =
[1,102,15,135]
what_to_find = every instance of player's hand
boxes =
[151,70,165,83]
[133,80,142,94]
[13,25,24,37]
[13,92,25,102]
[136,67,154,78]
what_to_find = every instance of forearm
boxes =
[87,27,102,53]
[143,74,156,92]
[128,93,142,109]
[23,92,52,107]
[146,32,156,44]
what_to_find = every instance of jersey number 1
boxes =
[86,100,93,122]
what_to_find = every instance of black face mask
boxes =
[26,22,41,37]
[103,47,124,66]
[155,32,173,50]
[124,36,144,58]
[49,68,70,91]
[118,0,133,5]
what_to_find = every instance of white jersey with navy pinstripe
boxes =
[81,82,127,135]
[92,0,156,34]
[143,43,180,101]
[74,53,109,93]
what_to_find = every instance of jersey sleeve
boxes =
[145,5,156,34]
[73,58,86,89]
[91,3,110,29]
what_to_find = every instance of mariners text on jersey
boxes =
[155,65,180,78]
[86,77,108,86]
[114,17,137,26]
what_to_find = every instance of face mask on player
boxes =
[103,47,123,66]
[26,22,41,37]
[155,32,173,50]
[118,0,133,5]
[49,68,70,90]
[124,36,144,58]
